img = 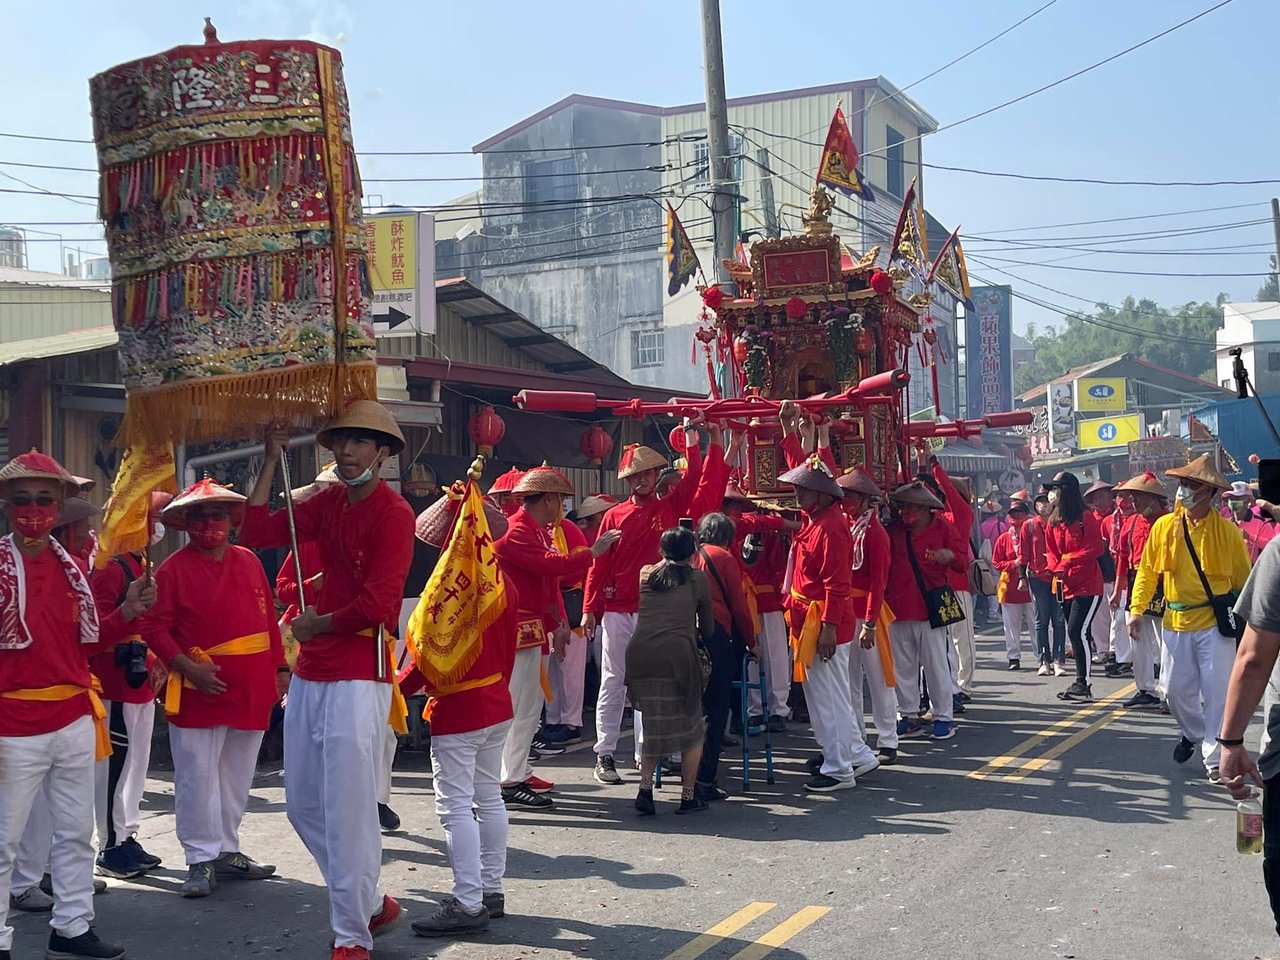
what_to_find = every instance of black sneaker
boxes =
[1057,681,1093,702]
[952,694,967,716]
[378,802,402,834]
[95,846,145,880]
[502,784,552,808]
[213,851,276,881]
[180,862,216,898]
[594,755,622,785]
[1008,659,1021,671]
[530,738,565,757]
[675,797,709,814]
[957,692,973,704]
[635,787,656,816]
[441,893,504,919]
[1105,662,1134,678]
[411,900,490,938]
[120,838,161,869]
[694,782,727,802]
[767,715,787,734]
[1173,736,1197,764]
[46,929,126,960]
[877,747,898,765]
[806,754,824,774]
[1124,691,1162,709]
[804,774,856,793]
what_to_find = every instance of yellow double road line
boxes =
[663,902,831,960]
[968,682,1136,782]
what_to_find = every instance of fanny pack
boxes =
[906,531,966,630]
[1181,517,1243,642]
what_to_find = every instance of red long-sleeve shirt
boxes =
[849,512,891,623]
[239,481,414,683]
[88,553,153,705]
[784,504,855,644]
[695,543,755,641]
[1044,512,1105,599]
[0,547,102,737]
[885,516,966,623]
[1019,516,1052,581]
[495,508,593,650]
[735,512,788,614]
[991,529,1031,604]
[931,462,974,594]
[142,545,284,730]
[275,541,323,622]
[583,451,705,616]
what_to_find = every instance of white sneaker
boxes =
[10,885,54,912]
[1053,662,1068,677]
[1036,663,1051,677]
[853,758,881,778]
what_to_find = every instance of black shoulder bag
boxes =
[1181,517,1244,642]
[905,531,966,630]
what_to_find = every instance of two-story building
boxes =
[1217,301,1280,394]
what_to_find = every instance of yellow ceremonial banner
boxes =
[406,480,507,688]
[95,442,177,568]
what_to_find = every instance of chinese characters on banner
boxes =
[965,285,1013,417]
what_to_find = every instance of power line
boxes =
[972,253,1270,278]
[922,160,1280,188]
[972,202,1267,235]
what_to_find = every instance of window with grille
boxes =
[886,126,905,199]
[524,157,578,205]
[692,134,743,185]
[631,329,666,369]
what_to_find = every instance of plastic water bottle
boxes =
[1237,792,1264,855]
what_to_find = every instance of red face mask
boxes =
[11,503,60,540]
[187,518,230,551]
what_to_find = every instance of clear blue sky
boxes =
[3,0,1275,337]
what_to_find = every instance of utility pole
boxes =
[700,0,735,284]
[757,147,779,238]
[1271,197,1280,281]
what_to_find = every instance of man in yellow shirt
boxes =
[1129,455,1251,781]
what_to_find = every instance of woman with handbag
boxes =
[624,527,715,815]
[885,482,967,741]
[693,513,759,802]
[1043,472,1106,703]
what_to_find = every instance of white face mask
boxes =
[149,521,166,546]
[1175,484,1199,508]
[1046,490,1059,504]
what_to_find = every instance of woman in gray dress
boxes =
[625,527,715,815]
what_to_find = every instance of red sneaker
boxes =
[524,775,555,794]
[332,947,369,960]
[369,894,403,938]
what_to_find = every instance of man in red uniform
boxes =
[781,457,875,791]
[918,456,976,710]
[838,468,898,765]
[582,432,709,786]
[992,501,1034,670]
[1021,492,1067,675]
[495,468,617,807]
[242,401,415,960]
[90,491,170,880]
[142,479,283,898]
[0,451,129,960]
[885,481,966,741]
[1113,473,1169,708]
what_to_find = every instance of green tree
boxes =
[1012,294,1226,395]
[1257,255,1279,301]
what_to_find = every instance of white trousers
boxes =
[1093,586,1133,662]
[748,611,792,719]
[849,622,898,750]
[501,647,546,786]
[1001,603,1035,661]
[169,725,264,865]
[284,678,390,951]
[891,620,954,722]
[803,645,875,780]
[1131,615,1161,695]
[0,716,97,950]
[1164,626,1236,769]
[430,720,510,914]
[546,629,587,728]
[376,723,397,806]
[13,784,52,894]
[95,700,154,852]
[1158,627,1174,698]
[594,611,638,758]
[949,591,977,694]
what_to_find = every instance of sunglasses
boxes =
[8,494,58,507]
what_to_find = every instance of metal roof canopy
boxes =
[434,277,632,382]
[0,327,117,366]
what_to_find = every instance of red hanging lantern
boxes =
[579,424,614,465]
[668,424,690,453]
[784,296,809,320]
[467,405,506,456]
[869,269,893,296]
[732,336,749,363]
[701,284,725,311]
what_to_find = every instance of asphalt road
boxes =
[10,625,1277,960]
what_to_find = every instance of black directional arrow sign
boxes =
[373,306,412,331]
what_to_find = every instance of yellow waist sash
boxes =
[849,587,896,687]
[3,679,111,760]
[743,579,763,635]
[165,632,271,716]
[422,673,504,722]
[358,627,410,735]
[787,589,824,683]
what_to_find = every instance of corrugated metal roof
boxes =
[434,277,629,382]
[0,266,110,292]
[0,327,117,366]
